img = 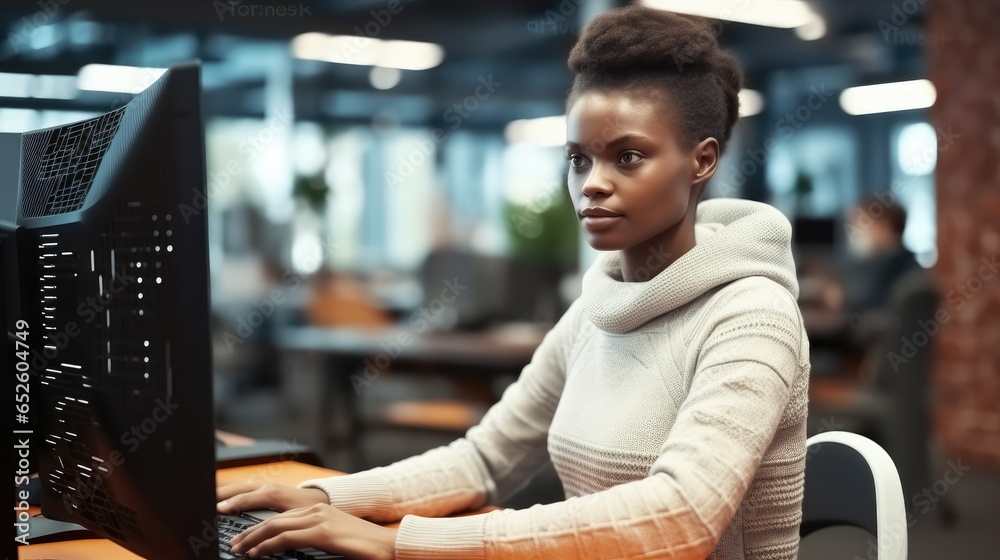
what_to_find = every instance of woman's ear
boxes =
[691,137,720,187]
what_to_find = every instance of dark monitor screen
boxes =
[11,61,218,559]
[792,216,837,247]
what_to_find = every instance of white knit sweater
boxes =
[299,198,811,559]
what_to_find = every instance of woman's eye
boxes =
[568,155,585,167]
[619,152,643,164]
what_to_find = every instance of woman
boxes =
[218,5,810,559]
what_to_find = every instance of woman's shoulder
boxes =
[710,276,801,317]
[682,278,810,389]
[684,276,806,348]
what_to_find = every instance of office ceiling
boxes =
[0,0,928,128]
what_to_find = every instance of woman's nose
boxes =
[580,166,614,198]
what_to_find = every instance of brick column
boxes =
[928,0,1000,467]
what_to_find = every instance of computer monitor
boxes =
[791,216,837,248]
[12,61,218,559]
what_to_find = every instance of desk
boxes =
[276,324,546,370]
[275,324,546,461]
[19,461,495,559]
[800,307,849,340]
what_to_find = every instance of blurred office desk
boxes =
[275,324,547,458]
[800,306,902,344]
[799,306,850,340]
[19,461,497,559]
[798,306,871,380]
[277,323,547,369]
[215,429,323,468]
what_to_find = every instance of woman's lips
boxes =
[581,215,623,231]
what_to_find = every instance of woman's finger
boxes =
[229,505,325,546]
[218,487,277,514]
[231,515,318,553]
[244,528,323,558]
[258,504,324,520]
[216,482,259,502]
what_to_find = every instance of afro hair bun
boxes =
[568,5,720,75]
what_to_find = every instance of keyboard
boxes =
[218,515,343,559]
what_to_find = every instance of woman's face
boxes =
[565,90,712,251]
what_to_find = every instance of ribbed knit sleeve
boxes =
[296,298,584,525]
[393,280,808,559]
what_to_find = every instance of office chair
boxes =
[801,431,908,560]
[808,267,956,524]
[869,269,937,508]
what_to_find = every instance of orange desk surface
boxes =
[19,461,493,559]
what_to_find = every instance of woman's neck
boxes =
[618,210,697,283]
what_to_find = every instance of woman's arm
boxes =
[391,284,808,559]
[295,298,586,522]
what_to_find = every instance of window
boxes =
[765,125,858,217]
[889,121,937,267]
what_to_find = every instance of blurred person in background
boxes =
[824,194,921,318]
[216,6,809,559]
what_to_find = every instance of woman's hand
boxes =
[217,481,329,514]
[228,503,398,560]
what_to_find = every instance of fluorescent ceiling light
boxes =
[291,32,444,71]
[794,16,826,40]
[642,0,824,37]
[839,79,936,115]
[0,72,78,99]
[738,89,764,117]
[369,66,402,90]
[77,64,167,94]
[505,115,566,147]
